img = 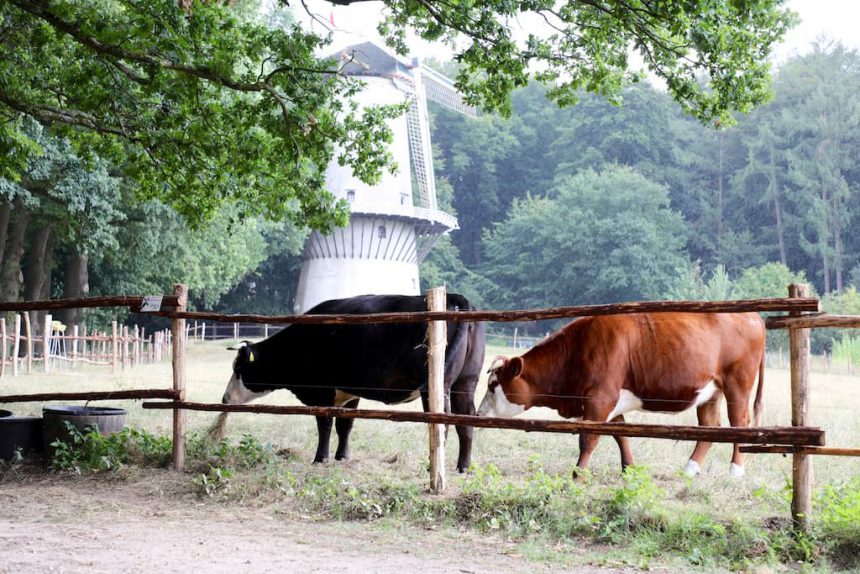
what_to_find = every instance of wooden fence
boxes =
[185,321,282,342]
[0,313,173,378]
[3,286,860,531]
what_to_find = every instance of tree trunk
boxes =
[767,142,787,266]
[832,180,843,293]
[61,251,89,333]
[0,200,11,270]
[23,226,52,340]
[0,198,29,303]
[716,132,724,243]
[41,233,54,300]
[23,226,51,301]
[821,182,831,294]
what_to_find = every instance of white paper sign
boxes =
[139,296,163,312]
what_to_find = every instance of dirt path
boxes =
[0,471,641,574]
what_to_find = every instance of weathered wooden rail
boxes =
[146,296,821,325]
[141,401,825,446]
[0,389,179,403]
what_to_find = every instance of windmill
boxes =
[293,41,476,313]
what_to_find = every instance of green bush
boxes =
[50,423,172,473]
[816,477,860,570]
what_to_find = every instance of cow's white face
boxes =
[221,345,273,405]
[221,370,272,405]
[477,357,526,418]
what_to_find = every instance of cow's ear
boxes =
[509,357,523,378]
[488,355,507,373]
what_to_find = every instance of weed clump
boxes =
[49,423,172,473]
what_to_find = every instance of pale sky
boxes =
[298,0,860,65]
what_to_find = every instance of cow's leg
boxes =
[724,386,751,478]
[334,398,360,461]
[574,433,600,478]
[450,378,477,473]
[611,415,635,470]
[313,416,333,464]
[575,399,616,478]
[684,394,722,477]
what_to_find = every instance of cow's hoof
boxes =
[682,460,700,477]
[729,463,745,478]
[335,454,349,461]
[457,465,469,474]
[571,467,590,482]
[313,457,329,464]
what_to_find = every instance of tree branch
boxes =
[0,92,138,141]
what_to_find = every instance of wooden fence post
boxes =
[111,321,118,374]
[233,322,239,341]
[23,311,32,374]
[12,314,19,377]
[72,325,79,365]
[172,284,188,471]
[789,283,813,531]
[426,286,447,494]
[43,314,52,374]
[0,318,6,379]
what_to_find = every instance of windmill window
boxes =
[377,225,387,239]
[400,193,408,205]
[346,190,355,203]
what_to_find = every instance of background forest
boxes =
[3,40,860,354]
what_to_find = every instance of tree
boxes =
[764,42,860,294]
[3,0,796,229]
[1,0,403,230]
[0,121,123,334]
[89,202,289,312]
[481,167,689,310]
[374,0,795,123]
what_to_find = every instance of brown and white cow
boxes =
[477,312,765,477]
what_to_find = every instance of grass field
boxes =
[4,340,858,482]
[3,340,860,570]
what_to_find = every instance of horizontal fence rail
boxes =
[765,313,860,330]
[0,295,180,313]
[0,389,181,404]
[141,401,826,446]
[148,297,821,326]
[740,445,860,456]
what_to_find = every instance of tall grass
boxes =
[832,334,860,365]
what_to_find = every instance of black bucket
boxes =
[0,410,44,460]
[42,405,127,457]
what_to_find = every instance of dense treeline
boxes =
[429,41,860,307]
[2,41,859,356]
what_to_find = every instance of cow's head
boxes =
[477,355,528,418]
[221,341,273,405]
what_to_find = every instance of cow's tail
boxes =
[444,306,471,376]
[753,349,765,427]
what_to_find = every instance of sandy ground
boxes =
[0,470,644,574]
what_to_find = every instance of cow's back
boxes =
[559,312,765,412]
[269,294,480,404]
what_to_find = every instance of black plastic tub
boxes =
[0,410,44,460]
[42,405,127,456]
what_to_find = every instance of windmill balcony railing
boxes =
[348,200,459,230]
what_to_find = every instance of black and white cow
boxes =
[221,294,486,472]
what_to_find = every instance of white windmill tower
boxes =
[293,41,476,313]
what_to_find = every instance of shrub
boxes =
[816,477,860,570]
[50,423,172,473]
